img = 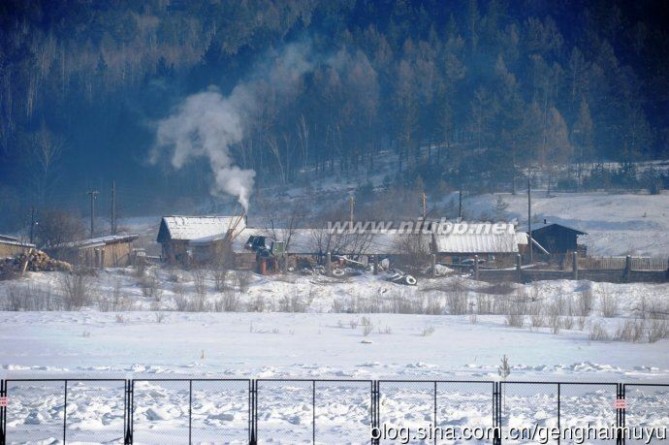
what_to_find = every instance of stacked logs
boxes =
[1,249,72,275]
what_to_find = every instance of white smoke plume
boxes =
[152,42,315,212]
[153,87,255,211]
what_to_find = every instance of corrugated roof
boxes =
[433,223,519,253]
[161,216,246,242]
[232,228,431,255]
[61,234,139,249]
[0,237,35,248]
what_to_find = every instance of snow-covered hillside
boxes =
[465,191,669,256]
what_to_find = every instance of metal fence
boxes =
[0,378,667,444]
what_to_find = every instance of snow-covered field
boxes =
[2,270,669,445]
[2,271,669,382]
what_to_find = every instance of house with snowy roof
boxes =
[431,222,522,265]
[157,215,246,265]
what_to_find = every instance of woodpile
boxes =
[0,248,72,276]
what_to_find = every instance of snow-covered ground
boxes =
[2,271,668,382]
[2,272,669,444]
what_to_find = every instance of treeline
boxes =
[1,0,668,228]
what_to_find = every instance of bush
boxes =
[215,288,240,312]
[2,284,62,311]
[59,270,95,310]
[446,292,468,315]
[647,319,669,343]
[505,312,524,328]
[599,289,619,318]
[589,322,610,341]
[140,269,163,301]
[615,319,646,343]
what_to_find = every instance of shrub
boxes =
[237,272,252,293]
[505,312,524,328]
[446,292,468,315]
[140,268,163,301]
[421,326,436,337]
[599,289,619,318]
[589,322,610,341]
[576,286,593,316]
[615,319,646,343]
[647,319,669,343]
[60,270,95,310]
[248,295,265,312]
[215,288,240,312]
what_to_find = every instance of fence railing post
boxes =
[557,383,561,445]
[371,381,380,445]
[474,255,480,281]
[189,380,193,445]
[433,382,438,445]
[124,379,134,445]
[493,382,502,445]
[63,380,68,444]
[249,380,257,445]
[616,384,626,445]
[312,381,316,445]
[1,379,6,445]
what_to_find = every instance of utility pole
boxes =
[111,181,117,235]
[421,192,427,219]
[349,195,355,229]
[88,190,99,238]
[528,177,533,264]
[458,186,463,219]
[458,167,463,220]
[29,206,36,244]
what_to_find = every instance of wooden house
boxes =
[157,215,246,266]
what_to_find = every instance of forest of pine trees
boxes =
[1,0,668,229]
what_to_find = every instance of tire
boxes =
[332,268,345,277]
[404,275,417,285]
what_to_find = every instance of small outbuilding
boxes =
[529,223,587,255]
[432,222,520,264]
[0,236,35,258]
[49,234,139,268]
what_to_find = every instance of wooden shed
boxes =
[530,223,587,255]
[49,234,139,268]
[0,236,35,258]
